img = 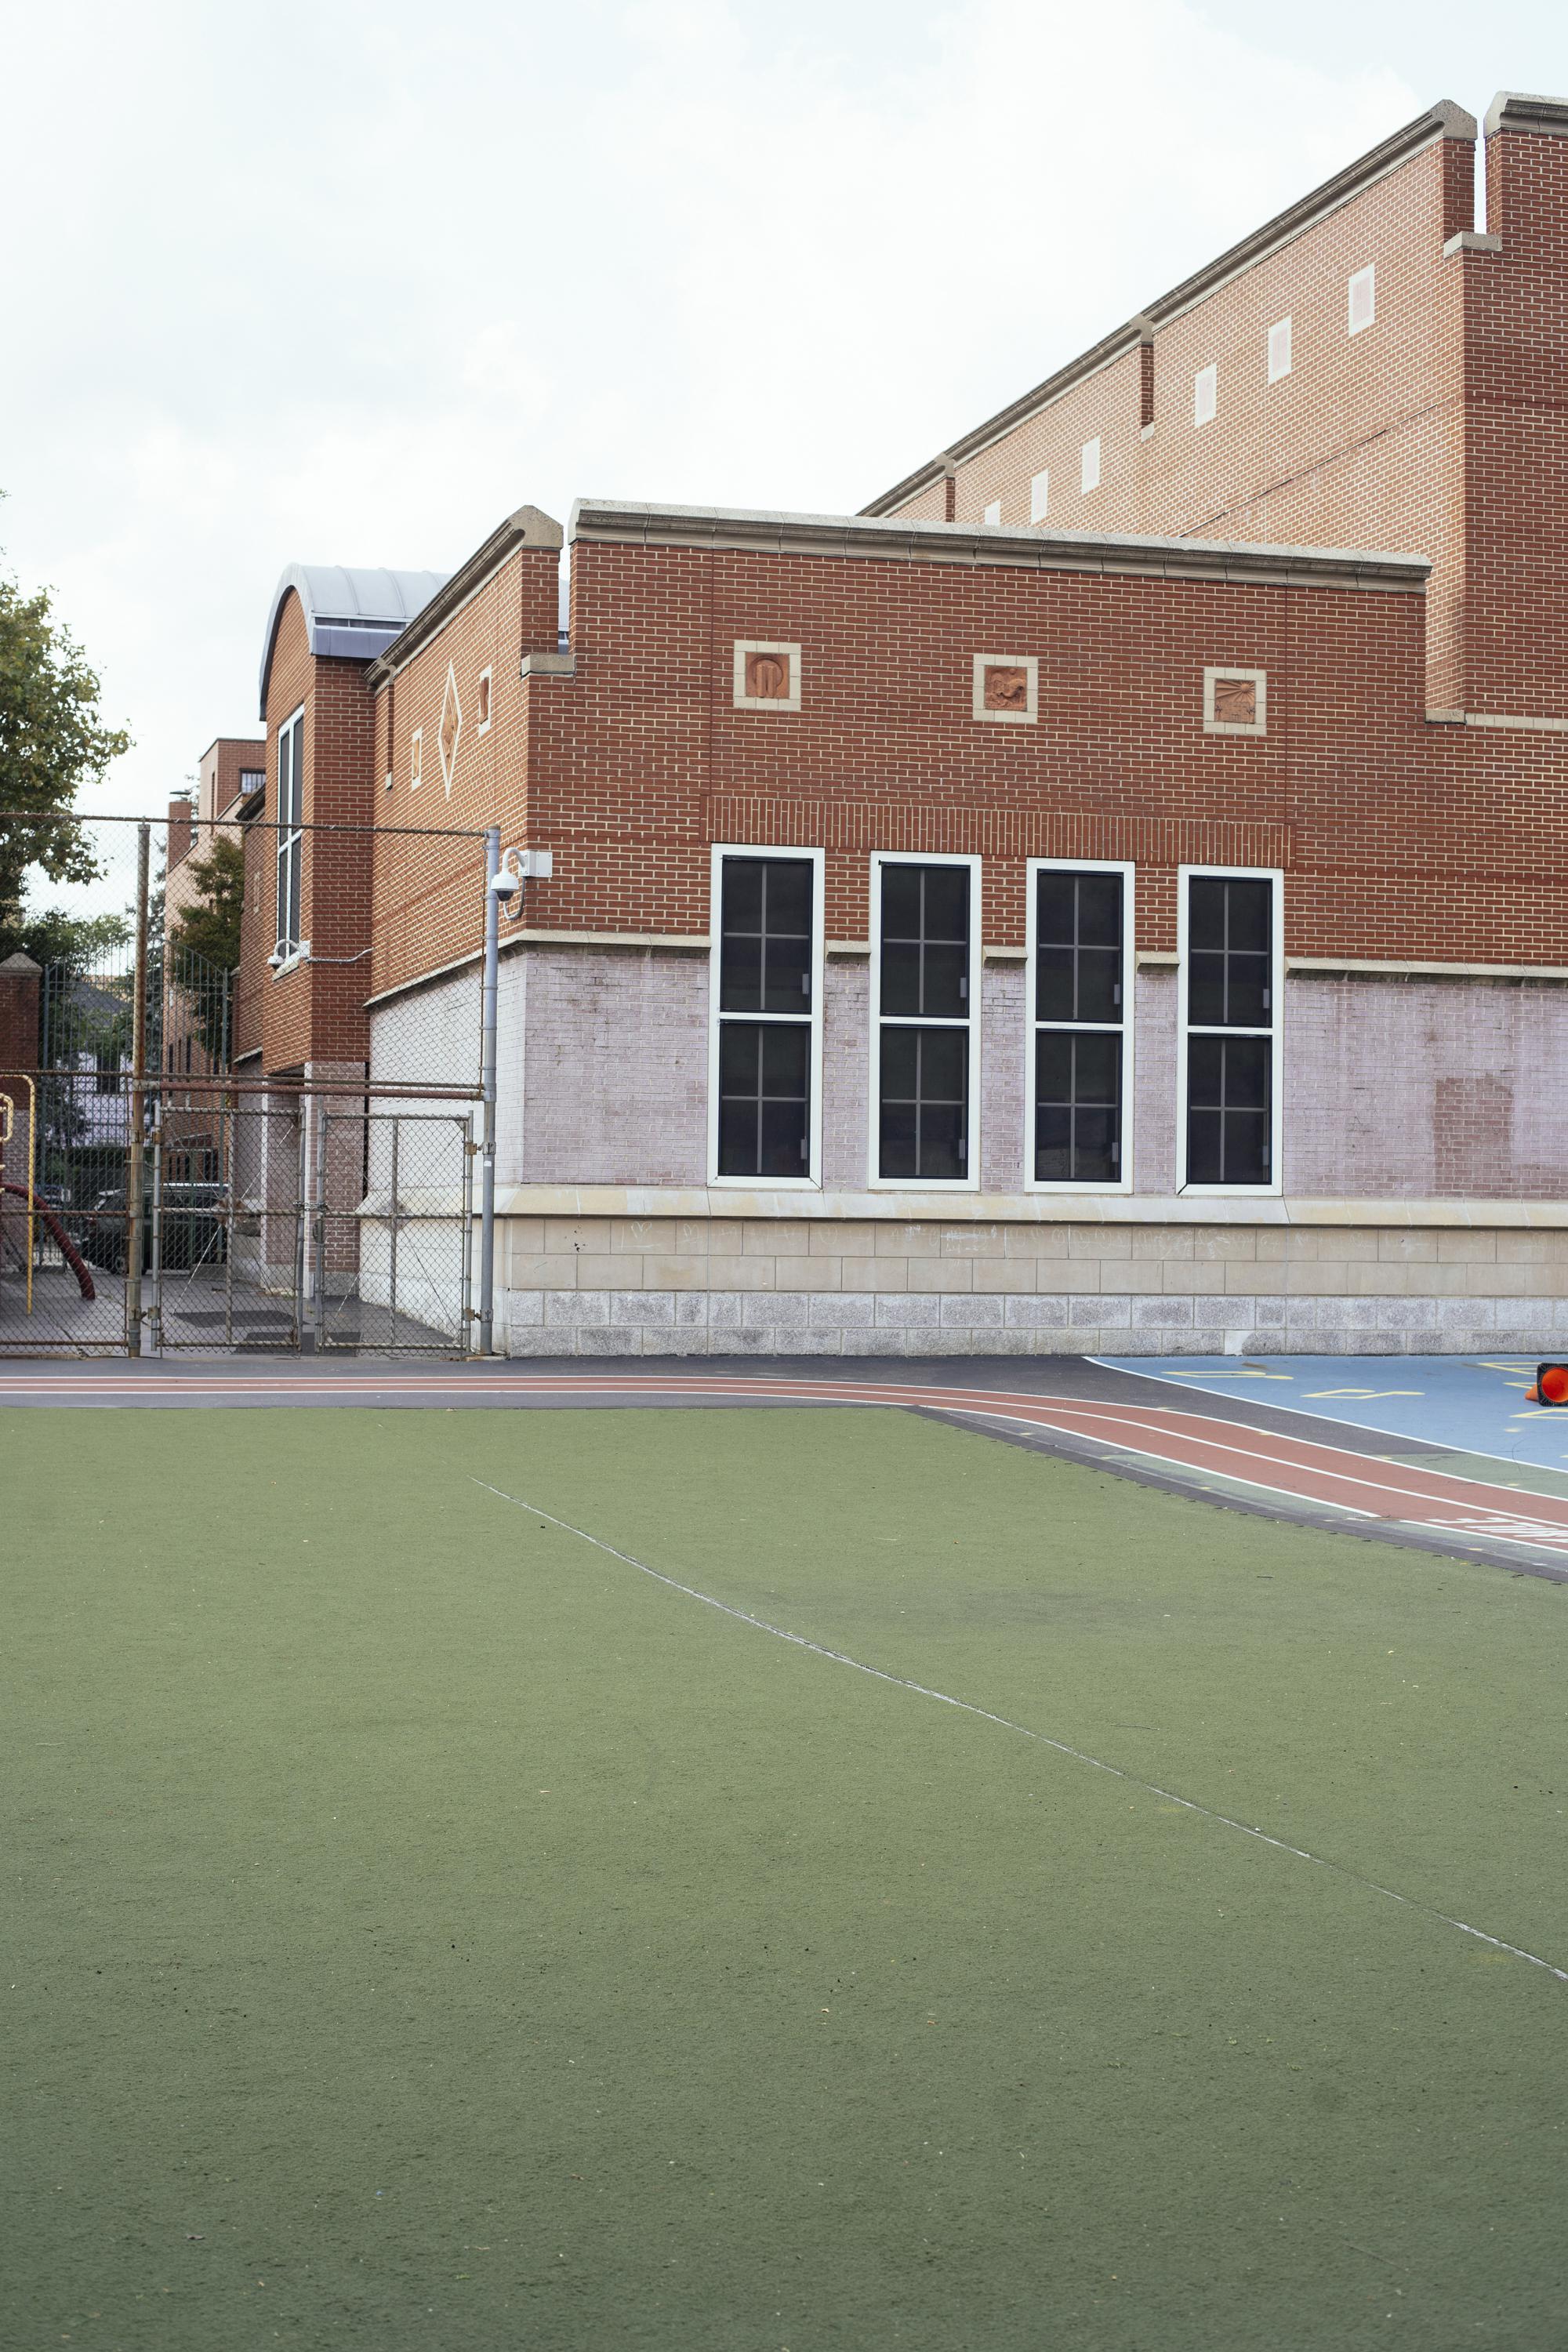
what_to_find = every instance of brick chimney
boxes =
[168,796,194,869]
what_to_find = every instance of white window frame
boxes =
[1348,264,1375,336]
[410,726,423,791]
[476,666,493,735]
[274,703,304,960]
[1176,864,1284,1198]
[868,851,982,1192]
[707,844,825,1191]
[982,498,1002,526]
[1025,857,1134,1195]
[1268,315,1292,383]
[1029,468,1050,523]
[1080,437,1101,494]
[1193,364,1217,427]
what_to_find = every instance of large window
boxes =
[873,856,978,1185]
[710,848,822,1184]
[275,706,304,960]
[1028,861,1131,1187]
[1180,869,1281,1191]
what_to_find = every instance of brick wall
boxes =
[877,105,1568,725]
[521,523,1568,968]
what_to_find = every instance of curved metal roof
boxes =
[258,564,449,717]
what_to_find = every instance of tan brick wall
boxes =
[495,1209,1568,1358]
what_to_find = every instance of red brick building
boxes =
[232,91,1568,1356]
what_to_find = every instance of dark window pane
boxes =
[880,864,971,1016]
[1035,869,1123,1022]
[724,860,763,934]
[717,1019,810,1178]
[1220,1033,1269,1109]
[1225,880,1271,952]
[1035,1105,1073,1181]
[1189,949,1227,1028]
[1225,953,1270,1028]
[917,1102,966,1181]
[880,1025,919,1098]
[761,930,810,1014]
[764,860,811,936]
[917,1025,967,1099]
[759,1098,808,1172]
[1036,873,1076,945]
[1036,945,1076,1022]
[720,857,814,1014]
[1187,1033,1271,1186]
[878,1025,968,1181]
[880,864,923,938]
[1187,876,1273,1029]
[1073,1030,1120,1102]
[920,943,967,1020]
[920,866,969,941]
[720,931,763,1011]
[1076,946,1120,1025]
[880,941,923,1018]
[879,1100,919,1177]
[1076,874,1122,947]
[1189,877,1227,950]
[1187,1107,1224,1186]
[1034,1028,1122,1184]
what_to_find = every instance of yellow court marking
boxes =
[1154,1369,1294,1381]
[1302,1388,1422,1400]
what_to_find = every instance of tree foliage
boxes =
[0,539,132,953]
[169,837,244,971]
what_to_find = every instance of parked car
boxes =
[80,1184,229,1274]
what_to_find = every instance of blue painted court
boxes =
[1099,1353,1568,1475]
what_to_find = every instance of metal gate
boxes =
[1,809,496,1359]
[1,1091,476,1356]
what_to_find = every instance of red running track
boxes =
[6,1368,1568,1555]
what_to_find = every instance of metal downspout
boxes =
[477,826,500,1356]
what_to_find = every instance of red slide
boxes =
[0,1184,96,1301]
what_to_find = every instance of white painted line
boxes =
[473,1475,1568,1986]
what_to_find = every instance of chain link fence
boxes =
[0,808,495,1356]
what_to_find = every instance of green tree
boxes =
[169,837,244,970]
[0,538,132,955]
[169,836,243,1062]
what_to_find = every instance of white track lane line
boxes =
[473,1475,1568,1985]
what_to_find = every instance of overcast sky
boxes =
[4,0,1567,820]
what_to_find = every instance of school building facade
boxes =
[228,91,1568,1355]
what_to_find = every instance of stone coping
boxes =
[484,1189,1568,1229]
[570,500,1428,593]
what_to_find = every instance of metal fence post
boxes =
[477,826,500,1356]
[124,822,151,1355]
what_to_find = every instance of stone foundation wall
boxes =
[494,1210,1568,1357]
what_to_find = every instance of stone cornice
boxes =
[365,505,562,689]
[490,1186,1568,1229]
[570,500,1428,592]
[1485,90,1568,139]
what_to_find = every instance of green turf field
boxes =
[5,1403,1568,2350]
